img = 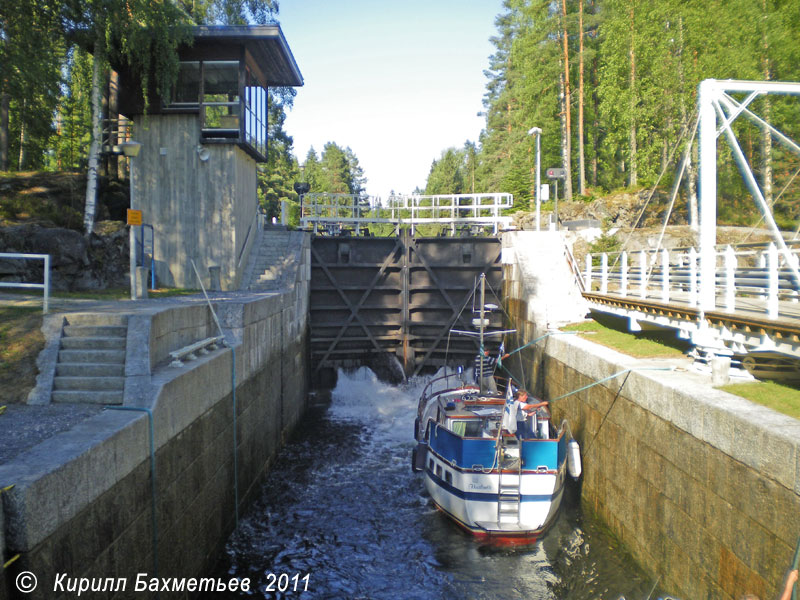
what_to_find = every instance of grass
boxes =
[720,380,800,419]
[0,306,45,403]
[1,287,199,301]
[562,317,689,358]
[0,287,199,403]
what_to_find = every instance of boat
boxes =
[412,274,581,541]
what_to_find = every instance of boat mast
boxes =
[479,273,486,394]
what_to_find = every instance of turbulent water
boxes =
[211,368,672,599]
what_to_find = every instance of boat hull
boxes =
[422,433,567,540]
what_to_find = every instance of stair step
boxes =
[60,337,126,350]
[63,325,127,338]
[56,363,125,377]
[53,376,125,391]
[52,390,124,405]
[65,314,127,327]
[58,349,126,364]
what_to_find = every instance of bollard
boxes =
[135,267,149,299]
[711,356,731,387]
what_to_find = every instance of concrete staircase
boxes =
[51,315,128,404]
[245,228,302,291]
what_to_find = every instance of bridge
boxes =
[578,80,800,377]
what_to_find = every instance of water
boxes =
[211,368,670,599]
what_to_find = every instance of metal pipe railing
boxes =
[0,253,50,313]
[584,242,800,318]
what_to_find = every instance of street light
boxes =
[528,127,542,231]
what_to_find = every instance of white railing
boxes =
[300,193,514,234]
[584,241,800,319]
[0,253,50,313]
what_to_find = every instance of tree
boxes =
[425,148,466,195]
[299,143,367,196]
[59,0,194,235]
[0,0,64,171]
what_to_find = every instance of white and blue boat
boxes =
[412,276,581,542]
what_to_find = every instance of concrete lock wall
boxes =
[0,289,308,599]
[503,231,800,600]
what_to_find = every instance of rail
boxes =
[300,192,514,235]
[0,253,50,313]
[584,242,800,320]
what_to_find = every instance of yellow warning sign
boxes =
[127,209,143,226]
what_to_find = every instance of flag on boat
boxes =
[502,383,519,434]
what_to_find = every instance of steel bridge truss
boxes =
[580,80,800,365]
[698,79,800,310]
[300,192,514,235]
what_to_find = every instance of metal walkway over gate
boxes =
[301,192,513,235]
[309,232,503,377]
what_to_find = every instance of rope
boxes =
[610,110,698,274]
[791,534,800,600]
[643,115,701,283]
[232,347,239,527]
[107,406,158,581]
[743,163,800,244]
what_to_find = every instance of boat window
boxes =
[429,458,434,471]
[464,420,482,437]
[436,465,442,478]
[449,420,467,436]
[445,471,453,484]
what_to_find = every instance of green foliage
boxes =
[299,142,367,196]
[0,0,65,171]
[53,47,93,170]
[427,0,800,231]
[588,231,621,256]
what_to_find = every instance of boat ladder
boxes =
[496,452,522,526]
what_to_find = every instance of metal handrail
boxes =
[0,253,50,313]
[584,243,800,318]
[300,192,515,234]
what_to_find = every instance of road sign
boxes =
[546,167,566,179]
[540,184,550,201]
[127,209,143,226]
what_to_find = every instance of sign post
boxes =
[546,168,566,230]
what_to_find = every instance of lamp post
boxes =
[119,141,142,300]
[528,127,542,231]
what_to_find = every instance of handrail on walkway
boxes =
[0,252,50,313]
[584,242,800,319]
[299,192,514,235]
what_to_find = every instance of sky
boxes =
[277,0,506,199]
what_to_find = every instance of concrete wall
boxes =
[503,231,800,600]
[133,115,258,290]
[0,287,308,598]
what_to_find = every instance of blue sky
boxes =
[277,0,505,199]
